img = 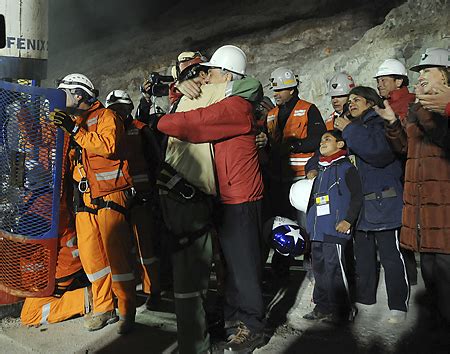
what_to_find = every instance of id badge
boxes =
[315,193,330,216]
[348,154,357,167]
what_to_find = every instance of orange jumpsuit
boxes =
[71,101,135,320]
[124,119,160,295]
[20,228,90,326]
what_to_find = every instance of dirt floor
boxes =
[0,259,449,354]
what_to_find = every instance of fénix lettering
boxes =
[6,37,48,51]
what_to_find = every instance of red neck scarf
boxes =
[319,149,348,165]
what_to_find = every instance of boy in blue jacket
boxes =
[303,130,362,323]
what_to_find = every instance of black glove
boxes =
[49,109,79,135]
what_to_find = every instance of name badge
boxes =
[315,194,330,216]
[348,154,357,167]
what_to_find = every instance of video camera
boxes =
[141,72,174,97]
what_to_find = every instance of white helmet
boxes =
[57,73,98,98]
[410,48,450,72]
[289,178,315,213]
[269,67,299,90]
[374,59,408,78]
[327,72,355,96]
[202,45,247,75]
[105,90,133,108]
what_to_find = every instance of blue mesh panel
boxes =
[0,80,66,240]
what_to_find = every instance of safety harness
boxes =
[157,162,215,251]
[53,268,90,298]
[72,143,130,217]
[157,162,208,203]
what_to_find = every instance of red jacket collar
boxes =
[389,86,414,102]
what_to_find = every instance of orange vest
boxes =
[123,120,153,194]
[73,102,132,198]
[325,111,339,131]
[267,100,314,177]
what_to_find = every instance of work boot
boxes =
[224,320,244,341]
[117,317,135,335]
[224,323,264,353]
[302,308,332,321]
[83,310,118,331]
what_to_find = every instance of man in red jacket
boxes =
[375,58,418,285]
[158,45,266,353]
[375,59,415,121]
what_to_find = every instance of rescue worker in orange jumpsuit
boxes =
[21,142,91,326]
[105,89,161,309]
[266,67,326,279]
[20,202,91,326]
[49,73,136,334]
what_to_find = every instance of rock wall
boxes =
[47,0,449,118]
[244,0,449,117]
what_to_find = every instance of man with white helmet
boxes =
[49,74,136,334]
[374,58,418,285]
[324,72,355,130]
[379,47,450,327]
[105,90,161,312]
[375,58,415,121]
[266,67,326,279]
[157,45,266,353]
[305,72,355,178]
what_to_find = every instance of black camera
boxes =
[141,72,174,97]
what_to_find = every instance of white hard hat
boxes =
[57,73,98,98]
[289,178,315,213]
[269,67,299,90]
[202,45,247,75]
[410,48,450,72]
[327,72,355,96]
[374,59,408,78]
[105,90,133,108]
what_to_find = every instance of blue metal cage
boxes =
[0,80,66,297]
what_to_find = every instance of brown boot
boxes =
[83,310,118,331]
[117,317,135,335]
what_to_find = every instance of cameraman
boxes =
[135,72,173,152]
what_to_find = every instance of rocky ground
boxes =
[1,258,449,353]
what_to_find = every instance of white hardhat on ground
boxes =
[269,67,299,90]
[105,90,134,108]
[290,178,315,213]
[327,72,355,96]
[202,45,247,75]
[57,73,98,98]
[374,59,408,78]
[410,48,450,72]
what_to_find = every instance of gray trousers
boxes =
[160,194,213,354]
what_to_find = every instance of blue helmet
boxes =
[271,216,307,257]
